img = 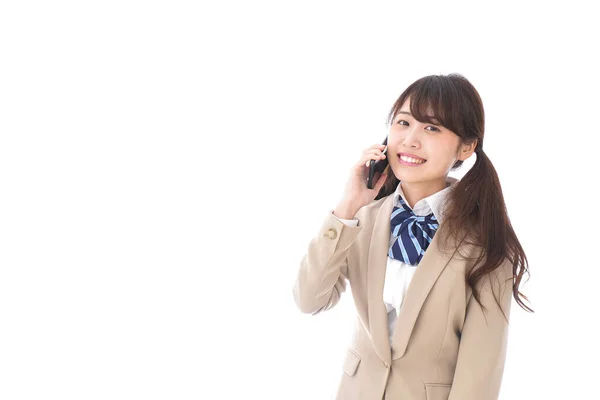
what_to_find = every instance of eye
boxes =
[396,119,441,132]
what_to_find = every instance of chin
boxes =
[392,167,425,182]
[396,169,450,186]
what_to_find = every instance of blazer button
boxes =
[323,228,337,240]
[383,362,389,368]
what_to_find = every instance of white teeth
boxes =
[400,155,425,164]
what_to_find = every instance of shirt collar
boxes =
[393,176,459,223]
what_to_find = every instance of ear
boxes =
[457,139,477,161]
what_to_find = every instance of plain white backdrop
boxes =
[1,1,599,399]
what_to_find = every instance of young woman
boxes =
[292,73,533,400]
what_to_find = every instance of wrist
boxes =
[333,202,359,219]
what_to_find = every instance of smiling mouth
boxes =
[398,154,426,164]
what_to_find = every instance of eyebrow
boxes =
[396,111,439,122]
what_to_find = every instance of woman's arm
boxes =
[292,211,363,315]
[448,258,514,400]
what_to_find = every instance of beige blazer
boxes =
[293,193,513,400]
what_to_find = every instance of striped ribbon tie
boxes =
[388,196,439,266]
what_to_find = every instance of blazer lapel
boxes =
[366,195,395,365]
[390,227,457,360]
[366,193,460,363]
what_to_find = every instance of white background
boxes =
[1,1,599,399]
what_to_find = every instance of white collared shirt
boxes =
[332,177,458,343]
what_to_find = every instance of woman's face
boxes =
[387,99,474,186]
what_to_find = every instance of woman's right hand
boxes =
[334,143,388,218]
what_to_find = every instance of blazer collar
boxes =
[392,176,458,222]
[366,193,460,363]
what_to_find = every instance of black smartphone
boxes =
[367,136,388,189]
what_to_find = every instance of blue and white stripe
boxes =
[388,196,439,266]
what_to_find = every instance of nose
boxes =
[401,127,421,149]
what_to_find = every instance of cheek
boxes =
[425,143,458,167]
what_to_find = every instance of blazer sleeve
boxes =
[292,210,363,315]
[448,258,514,400]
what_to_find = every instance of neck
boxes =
[400,177,448,209]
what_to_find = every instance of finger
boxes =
[363,153,386,167]
[358,155,375,168]
[364,148,386,156]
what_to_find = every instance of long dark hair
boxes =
[375,73,533,316]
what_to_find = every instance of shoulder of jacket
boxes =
[355,193,393,221]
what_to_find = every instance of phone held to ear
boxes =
[367,136,388,189]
